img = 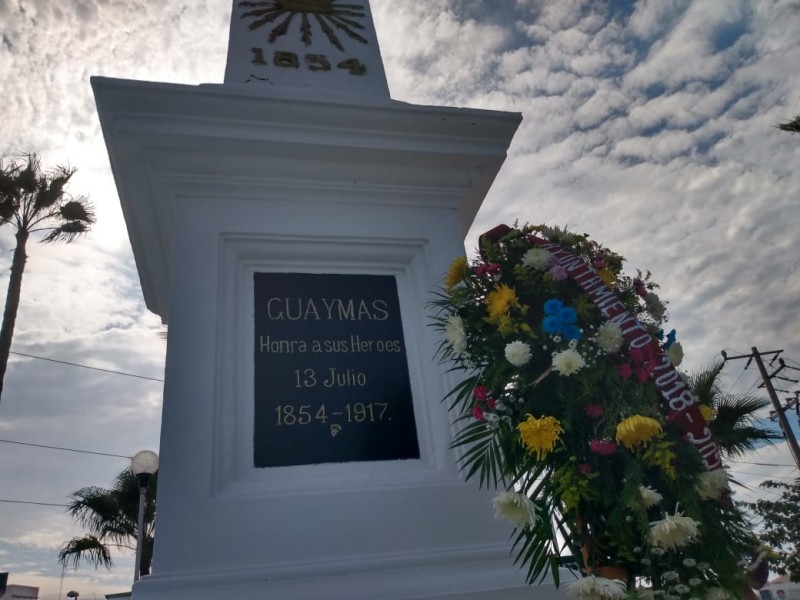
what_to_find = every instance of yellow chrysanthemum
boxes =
[518,414,563,460]
[698,404,716,422]
[598,267,615,286]
[445,255,468,290]
[487,283,518,320]
[615,415,662,450]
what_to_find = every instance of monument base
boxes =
[132,555,574,600]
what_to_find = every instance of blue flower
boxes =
[558,306,577,324]
[543,299,564,315]
[663,329,677,349]
[562,324,582,341]
[542,315,562,334]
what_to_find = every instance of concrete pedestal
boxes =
[93,76,571,599]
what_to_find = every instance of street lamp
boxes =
[131,450,158,583]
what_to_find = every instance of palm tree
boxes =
[58,468,157,577]
[689,361,780,458]
[0,153,95,403]
[778,116,800,134]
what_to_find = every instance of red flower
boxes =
[590,440,617,455]
[634,278,647,298]
[473,386,488,401]
[579,462,593,475]
[584,404,603,419]
[618,363,633,379]
[471,404,485,421]
[486,398,497,411]
[476,263,501,276]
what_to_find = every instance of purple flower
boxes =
[550,265,568,281]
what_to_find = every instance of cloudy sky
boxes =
[1,0,799,598]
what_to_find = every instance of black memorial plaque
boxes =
[253,272,420,467]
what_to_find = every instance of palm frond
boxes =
[58,535,114,571]
[778,116,800,134]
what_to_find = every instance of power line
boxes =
[727,458,798,468]
[0,498,68,507]
[733,470,798,480]
[0,438,132,459]
[10,350,164,382]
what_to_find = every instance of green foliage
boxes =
[747,478,800,581]
[0,154,95,237]
[58,469,157,576]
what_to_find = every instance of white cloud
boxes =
[2,0,800,597]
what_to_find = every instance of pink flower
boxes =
[472,404,485,421]
[486,398,497,411]
[590,440,617,455]
[579,462,593,475]
[584,404,603,419]
[592,255,606,269]
[473,386,488,401]
[618,363,633,379]
[550,265,568,281]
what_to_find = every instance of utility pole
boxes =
[722,347,800,469]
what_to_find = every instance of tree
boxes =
[58,468,157,577]
[747,477,800,581]
[0,153,95,403]
[689,361,780,457]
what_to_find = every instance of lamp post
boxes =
[131,450,158,583]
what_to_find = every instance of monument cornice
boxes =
[92,76,521,320]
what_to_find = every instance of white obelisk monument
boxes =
[93,2,569,598]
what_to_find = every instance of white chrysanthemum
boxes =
[688,578,702,587]
[552,348,586,376]
[505,341,532,367]
[667,342,683,366]
[595,321,624,353]
[566,575,627,600]
[706,588,732,600]
[650,508,700,549]
[522,247,552,270]
[683,558,697,568]
[444,315,467,354]
[696,468,730,500]
[491,491,538,529]
[639,485,663,509]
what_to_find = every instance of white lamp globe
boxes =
[131,450,159,475]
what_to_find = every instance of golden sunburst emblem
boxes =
[238,0,368,51]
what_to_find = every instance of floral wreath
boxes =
[432,224,765,600]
